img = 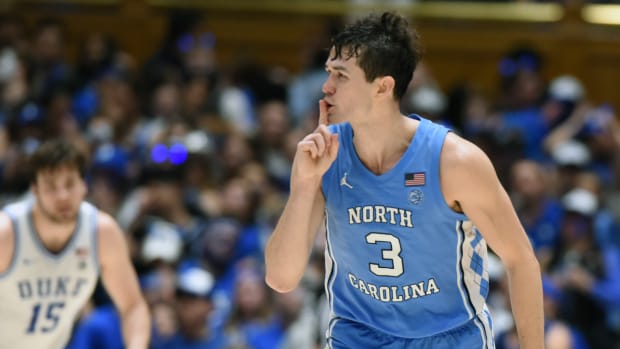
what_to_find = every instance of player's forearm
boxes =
[121,300,151,349]
[265,185,322,293]
[505,253,545,349]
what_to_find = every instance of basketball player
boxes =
[265,12,544,349]
[0,139,151,349]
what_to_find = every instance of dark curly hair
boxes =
[329,12,422,100]
[29,139,87,183]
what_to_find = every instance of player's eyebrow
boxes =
[325,64,348,72]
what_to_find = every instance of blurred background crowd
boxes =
[1,1,620,349]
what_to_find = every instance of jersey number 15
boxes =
[26,302,65,334]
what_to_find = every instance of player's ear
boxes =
[376,76,395,98]
[80,178,88,198]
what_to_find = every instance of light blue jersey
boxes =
[322,115,493,346]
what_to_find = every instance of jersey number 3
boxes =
[366,232,404,277]
[26,302,65,334]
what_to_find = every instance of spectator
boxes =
[549,188,620,349]
[509,159,564,271]
[225,266,284,349]
[153,266,229,349]
[29,17,73,104]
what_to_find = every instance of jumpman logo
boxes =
[340,172,353,189]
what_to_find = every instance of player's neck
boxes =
[31,204,78,252]
[352,114,417,175]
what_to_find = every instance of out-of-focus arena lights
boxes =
[583,5,620,26]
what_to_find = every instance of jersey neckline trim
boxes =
[345,114,427,183]
[27,202,82,259]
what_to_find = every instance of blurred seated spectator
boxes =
[29,17,74,104]
[88,142,132,216]
[274,287,319,349]
[141,218,185,268]
[496,47,549,162]
[119,161,208,255]
[153,266,229,349]
[548,139,591,196]
[509,159,564,271]
[549,188,620,349]
[67,303,124,349]
[542,276,590,349]
[544,99,619,189]
[182,218,246,333]
[251,99,293,191]
[219,177,263,262]
[224,265,284,349]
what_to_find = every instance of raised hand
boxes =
[291,99,339,187]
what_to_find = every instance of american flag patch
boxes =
[405,172,425,186]
[75,247,89,257]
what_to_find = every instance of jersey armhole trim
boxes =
[0,212,20,279]
[431,130,467,220]
[90,206,101,276]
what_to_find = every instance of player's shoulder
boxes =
[0,211,14,242]
[2,198,31,217]
[440,132,500,199]
[93,208,122,235]
[79,201,119,240]
[441,132,490,167]
[0,210,16,272]
[92,208,129,265]
[92,207,126,244]
[0,198,20,236]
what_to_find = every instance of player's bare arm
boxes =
[265,100,339,293]
[440,133,545,349]
[97,212,151,349]
[0,212,14,274]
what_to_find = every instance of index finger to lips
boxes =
[318,99,329,126]
[316,124,332,148]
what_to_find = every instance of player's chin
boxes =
[329,114,343,124]
[56,211,78,223]
[326,109,338,122]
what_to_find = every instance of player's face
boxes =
[33,165,87,224]
[322,47,376,124]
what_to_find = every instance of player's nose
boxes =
[322,78,335,96]
[56,188,71,201]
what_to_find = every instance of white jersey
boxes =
[0,199,100,349]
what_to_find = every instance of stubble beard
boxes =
[37,201,78,225]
